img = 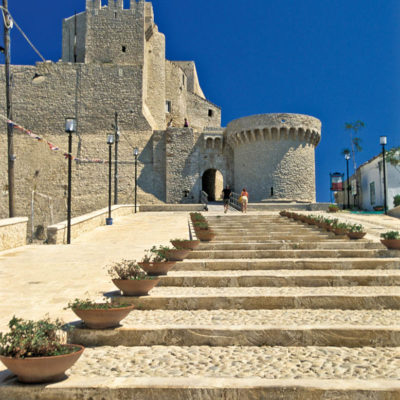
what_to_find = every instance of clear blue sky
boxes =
[4,0,400,202]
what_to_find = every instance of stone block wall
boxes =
[0,217,28,251]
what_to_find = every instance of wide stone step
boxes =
[208,226,317,232]
[197,241,382,250]
[158,270,400,287]
[4,346,399,399]
[186,249,385,259]
[210,234,337,241]
[69,309,400,347]
[175,258,400,271]
[111,286,400,310]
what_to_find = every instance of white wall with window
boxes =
[360,153,400,210]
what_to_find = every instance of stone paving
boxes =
[70,345,400,380]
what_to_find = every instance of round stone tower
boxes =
[226,113,321,202]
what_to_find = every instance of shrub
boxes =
[108,260,149,280]
[65,298,129,310]
[328,204,339,212]
[0,317,73,359]
[141,245,171,263]
[190,212,205,222]
[347,224,365,233]
[394,195,400,207]
[380,231,400,240]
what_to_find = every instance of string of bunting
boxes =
[0,115,110,164]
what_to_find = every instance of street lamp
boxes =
[133,147,139,213]
[344,153,350,210]
[65,118,76,244]
[106,134,114,225]
[380,136,388,215]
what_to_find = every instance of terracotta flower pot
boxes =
[380,239,400,250]
[112,278,160,296]
[196,230,215,242]
[333,228,348,235]
[72,305,135,329]
[164,249,191,261]
[0,344,84,383]
[347,232,366,240]
[170,240,200,250]
[138,261,176,276]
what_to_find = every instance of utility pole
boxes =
[114,112,119,205]
[3,0,15,217]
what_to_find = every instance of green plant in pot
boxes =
[380,231,400,250]
[328,204,339,213]
[138,245,177,275]
[65,298,134,329]
[333,222,349,235]
[190,212,206,223]
[193,221,215,242]
[108,259,159,296]
[346,224,366,240]
[0,316,84,383]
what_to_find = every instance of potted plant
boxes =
[346,224,366,240]
[108,259,160,295]
[380,231,400,250]
[0,316,84,383]
[190,212,206,223]
[328,204,339,213]
[65,298,134,329]
[138,245,177,275]
[332,222,349,235]
[193,221,215,241]
[170,238,200,251]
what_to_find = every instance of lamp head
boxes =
[133,147,139,157]
[107,134,114,145]
[65,118,76,133]
[345,153,350,160]
[380,136,387,145]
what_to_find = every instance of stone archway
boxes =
[202,169,223,201]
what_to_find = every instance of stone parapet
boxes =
[226,113,321,147]
[47,205,136,244]
[0,217,28,251]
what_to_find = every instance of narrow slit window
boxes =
[122,45,126,53]
[165,101,171,113]
[208,109,213,117]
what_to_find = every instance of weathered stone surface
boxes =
[0,217,28,251]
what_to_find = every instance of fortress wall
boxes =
[0,62,158,227]
[165,61,188,128]
[186,92,221,131]
[84,3,145,65]
[227,114,321,202]
[172,61,205,99]
[143,29,166,130]
[165,129,201,203]
[233,140,316,201]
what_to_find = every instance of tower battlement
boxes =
[85,0,145,11]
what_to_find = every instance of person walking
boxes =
[184,118,189,127]
[240,188,249,213]
[222,185,232,213]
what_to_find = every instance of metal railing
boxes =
[229,191,241,211]
[201,190,209,211]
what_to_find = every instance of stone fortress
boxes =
[0,0,321,230]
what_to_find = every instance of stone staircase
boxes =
[6,214,400,399]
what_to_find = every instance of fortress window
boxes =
[208,109,213,117]
[122,45,126,53]
[182,75,185,86]
[114,11,117,19]
[165,101,171,113]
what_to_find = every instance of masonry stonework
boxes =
[0,0,321,235]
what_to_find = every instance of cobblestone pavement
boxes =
[121,309,400,327]
[69,345,400,380]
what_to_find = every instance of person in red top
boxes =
[240,188,249,213]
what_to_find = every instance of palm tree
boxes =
[344,120,364,171]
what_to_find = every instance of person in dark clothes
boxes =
[222,185,232,213]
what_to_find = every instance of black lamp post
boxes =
[345,153,350,210]
[65,118,76,244]
[134,147,139,213]
[380,136,388,215]
[106,134,114,225]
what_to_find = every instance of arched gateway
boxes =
[202,169,224,201]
